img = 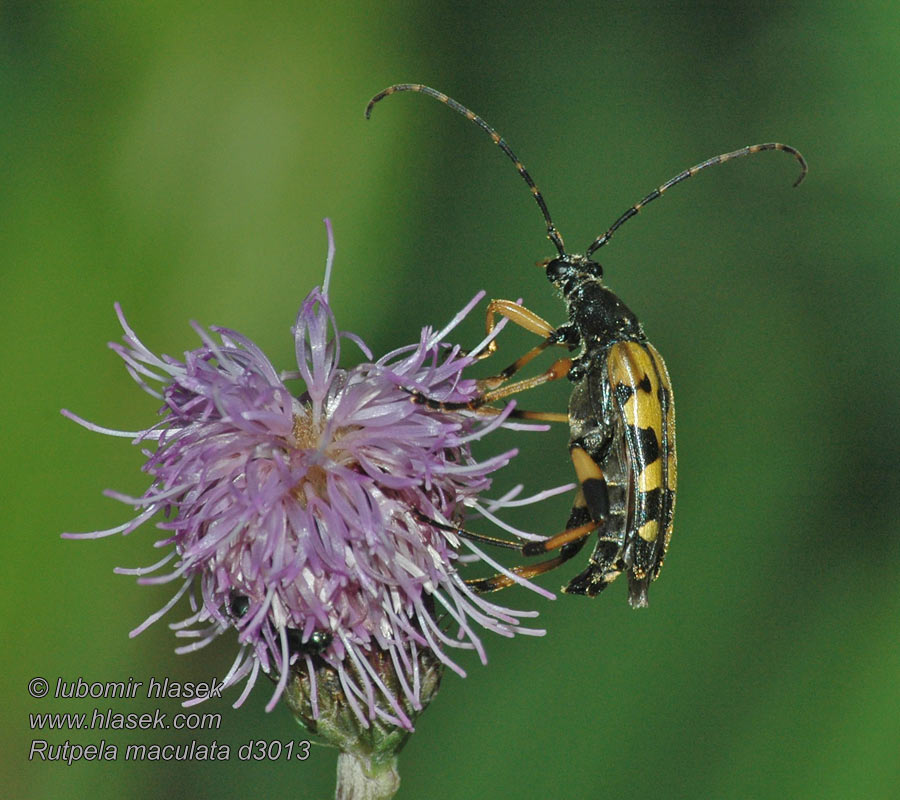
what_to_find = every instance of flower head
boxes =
[64,221,563,736]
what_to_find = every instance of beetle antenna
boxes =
[585,143,807,257]
[366,83,567,257]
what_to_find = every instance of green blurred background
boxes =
[4,2,898,798]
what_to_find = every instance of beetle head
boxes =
[542,254,603,297]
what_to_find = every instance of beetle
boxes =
[285,628,334,657]
[229,592,333,655]
[367,84,806,606]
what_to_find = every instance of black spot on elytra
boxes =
[615,382,635,407]
[634,488,664,525]
[635,426,661,464]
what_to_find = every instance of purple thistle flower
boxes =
[63,220,567,737]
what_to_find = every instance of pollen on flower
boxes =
[291,412,319,449]
[63,219,571,734]
[289,412,343,503]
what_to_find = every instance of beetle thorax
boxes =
[545,254,645,344]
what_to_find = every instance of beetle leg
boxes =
[405,298,576,425]
[476,356,573,402]
[413,508,590,595]
[410,355,573,415]
[520,507,597,556]
[478,299,556,361]
[476,338,555,390]
[409,298,576,421]
[475,298,575,391]
[460,452,603,594]
[445,405,569,423]
[553,447,628,598]
[513,445,623,597]
[412,509,521,550]
[450,440,619,594]
[519,448,609,557]
[465,526,592,593]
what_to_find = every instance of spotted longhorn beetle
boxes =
[367,84,806,607]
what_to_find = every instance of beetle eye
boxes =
[587,259,603,279]
[544,258,568,283]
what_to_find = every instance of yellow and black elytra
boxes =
[367,83,806,607]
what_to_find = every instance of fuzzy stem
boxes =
[335,752,400,800]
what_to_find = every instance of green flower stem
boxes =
[336,752,400,800]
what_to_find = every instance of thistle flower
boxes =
[63,221,565,780]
